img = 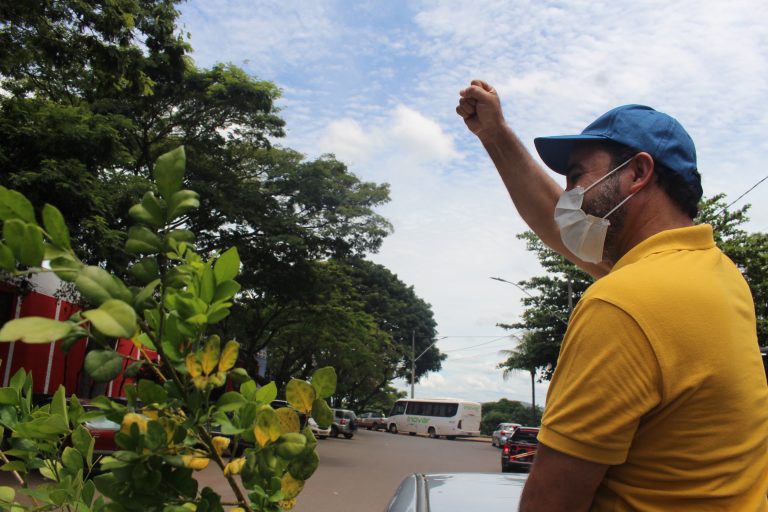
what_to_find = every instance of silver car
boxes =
[386,473,527,511]
[491,422,520,447]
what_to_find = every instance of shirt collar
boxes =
[612,224,716,273]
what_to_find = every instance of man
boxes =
[457,80,768,511]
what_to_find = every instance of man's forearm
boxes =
[480,124,609,278]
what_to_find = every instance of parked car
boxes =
[501,427,539,473]
[83,415,121,455]
[330,408,357,439]
[491,422,521,447]
[386,472,527,511]
[308,417,330,439]
[356,411,387,430]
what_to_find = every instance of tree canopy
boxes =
[0,0,444,403]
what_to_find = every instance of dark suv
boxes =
[501,427,539,473]
[330,408,357,439]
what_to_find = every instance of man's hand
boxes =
[456,79,506,142]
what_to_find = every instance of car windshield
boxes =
[511,431,539,444]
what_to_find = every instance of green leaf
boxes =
[133,279,160,311]
[167,190,200,220]
[312,399,333,429]
[3,220,44,267]
[254,381,277,404]
[0,388,19,406]
[153,146,186,200]
[0,187,35,223]
[213,280,241,303]
[75,266,132,306]
[81,479,96,507]
[138,379,167,405]
[61,446,83,473]
[0,461,26,472]
[49,256,82,282]
[0,317,73,343]
[50,385,68,426]
[71,425,94,465]
[0,243,14,271]
[84,350,123,382]
[310,366,337,399]
[128,257,160,284]
[213,247,240,284]
[200,266,215,304]
[41,204,71,249]
[0,486,15,504]
[216,391,246,413]
[125,226,163,255]
[285,379,315,414]
[83,300,137,338]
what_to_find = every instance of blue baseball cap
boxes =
[534,105,699,183]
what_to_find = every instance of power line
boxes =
[715,174,768,217]
[441,335,514,353]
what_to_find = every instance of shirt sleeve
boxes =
[538,298,661,465]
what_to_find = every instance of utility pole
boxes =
[410,330,415,399]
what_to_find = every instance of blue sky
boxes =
[178,0,768,405]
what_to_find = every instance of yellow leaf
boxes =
[277,498,297,510]
[185,353,202,378]
[121,413,148,434]
[224,457,246,476]
[276,407,300,433]
[211,436,230,456]
[218,340,239,372]
[209,372,227,388]
[201,336,220,375]
[192,376,209,390]
[181,455,210,470]
[253,405,282,448]
[142,408,159,421]
[281,473,305,499]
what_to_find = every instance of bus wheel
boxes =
[428,427,438,439]
[389,424,398,434]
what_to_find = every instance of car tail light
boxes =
[457,420,462,429]
[500,430,507,435]
[503,445,510,455]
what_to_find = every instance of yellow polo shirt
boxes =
[539,225,768,511]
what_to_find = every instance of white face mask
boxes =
[554,157,636,264]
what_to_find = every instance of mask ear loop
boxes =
[600,190,636,220]
[582,156,636,194]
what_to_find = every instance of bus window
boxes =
[390,401,406,416]
[446,403,458,417]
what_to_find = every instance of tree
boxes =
[1,1,395,370]
[498,332,543,425]
[481,399,543,434]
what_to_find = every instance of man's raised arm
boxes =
[456,80,609,278]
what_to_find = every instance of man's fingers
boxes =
[456,98,477,118]
[470,79,494,92]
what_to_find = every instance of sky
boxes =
[177,0,768,406]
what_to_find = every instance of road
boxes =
[1,430,500,510]
[198,428,500,511]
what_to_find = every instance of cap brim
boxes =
[534,135,608,175]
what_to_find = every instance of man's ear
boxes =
[629,152,655,193]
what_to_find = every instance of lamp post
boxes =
[410,332,447,398]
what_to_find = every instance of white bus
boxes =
[386,398,482,439]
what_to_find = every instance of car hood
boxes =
[386,472,528,512]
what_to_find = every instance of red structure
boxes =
[0,273,154,398]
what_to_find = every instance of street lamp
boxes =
[410,333,448,398]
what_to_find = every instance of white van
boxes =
[386,398,481,439]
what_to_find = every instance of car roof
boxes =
[387,473,527,512]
